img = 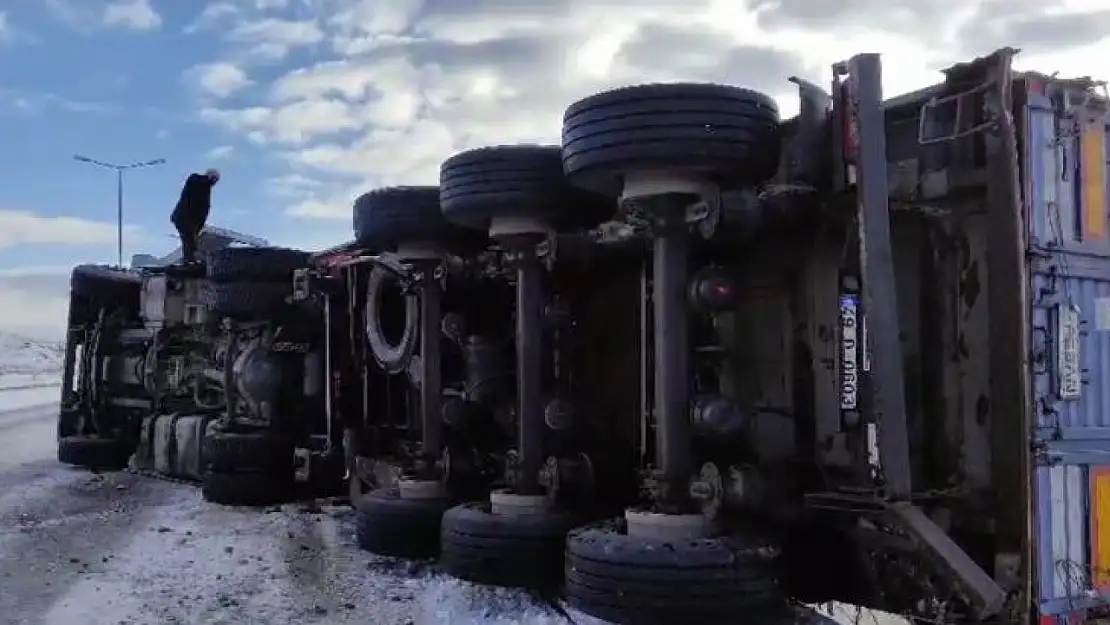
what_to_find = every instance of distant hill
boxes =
[0,331,64,376]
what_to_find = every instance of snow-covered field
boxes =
[0,332,63,377]
[0,331,63,408]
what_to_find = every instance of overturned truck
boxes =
[58,46,1110,624]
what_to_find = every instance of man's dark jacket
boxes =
[171,173,214,229]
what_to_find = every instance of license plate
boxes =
[1057,304,1082,400]
[839,294,860,410]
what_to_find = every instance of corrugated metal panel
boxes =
[1027,92,1110,249]
[1027,86,1110,620]
[1029,93,1110,432]
[1028,93,1057,246]
[1030,272,1110,431]
[1035,465,1090,604]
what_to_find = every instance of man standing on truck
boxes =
[171,168,220,264]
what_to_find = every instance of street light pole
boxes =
[117,168,123,269]
[73,154,166,267]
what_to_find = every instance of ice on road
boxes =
[0,468,578,624]
[0,402,60,472]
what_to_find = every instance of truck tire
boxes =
[564,519,788,624]
[364,267,418,374]
[201,471,287,506]
[561,83,782,197]
[57,435,132,470]
[438,145,614,232]
[440,501,579,589]
[70,265,142,312]
[353,186,475,250]
[207,247,310,282]
[202,430,293,474]
[207,282,291,320]
[355,488,450,558]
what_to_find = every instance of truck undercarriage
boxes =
[56,46,1110,624]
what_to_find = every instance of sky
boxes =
[0,0,1109,340]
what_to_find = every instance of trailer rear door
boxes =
[1026,79,1110,624]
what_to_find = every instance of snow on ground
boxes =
[0,372,61,391]
[0,331,63,376]
[25,472,587,625]
[33,477,600,625]
[0,330,62,409]
[0,384,60,411]
[0,404,60,472]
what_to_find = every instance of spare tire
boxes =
[207,247,310,282]
[561,83,782,197]
[353,186,477,251]
[439,145,614,232]
[364,267,418,374]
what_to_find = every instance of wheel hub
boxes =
[620,170,715,202]
[488,215,552,238]
[397,478,444,500]
[394,241,446,260]
[624,508,714,540]
[490,488,551,516]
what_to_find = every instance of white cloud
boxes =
[185,62,253,99]
[207,145,235,160]
[228,17,324,60]
[186,0,1110,226]
[185,2,238,33]
[0,210,143,249]
[0,266,72,339]
[103,0,162,31]
[0,282,70,340]
[0,212,146,339]
[200,98,363,144]
[267,173,324,196]
[252,0,290,10]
